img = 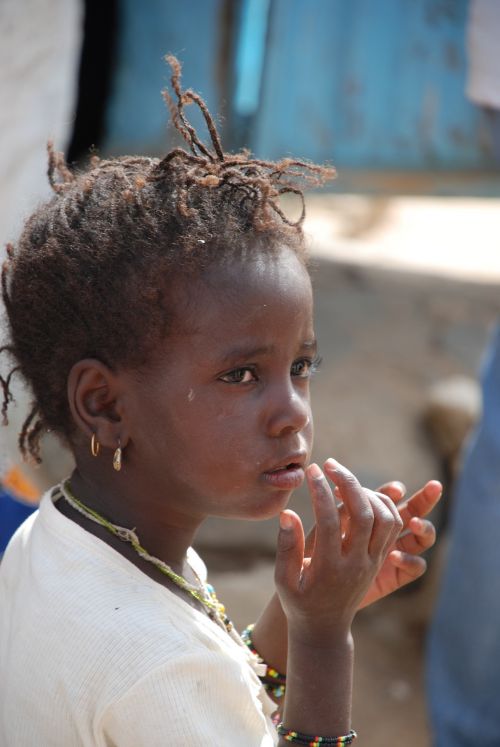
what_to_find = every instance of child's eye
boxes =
[219,367,258,384]
[291,355,322,378]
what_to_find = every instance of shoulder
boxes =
[0,487,242,688]
[0,491,277,745]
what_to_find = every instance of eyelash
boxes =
[219,355,322,384]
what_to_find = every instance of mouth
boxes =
[262,456,307,490]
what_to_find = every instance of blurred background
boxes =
[1,1,500,744]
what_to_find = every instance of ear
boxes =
[67,359,127,449]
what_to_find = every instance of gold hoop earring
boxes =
[90,433,100,457]
[113,441,122,472]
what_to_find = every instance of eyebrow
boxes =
[219,338,317,365]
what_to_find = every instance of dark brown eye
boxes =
[291,355,322,378]
[219,367,257,384]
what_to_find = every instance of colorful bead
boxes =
[241,623,287,698]
[276,724,357,745]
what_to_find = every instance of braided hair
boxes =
[1,56,335,463]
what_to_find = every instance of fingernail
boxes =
[279,511,293,530]
[428,480,443,492]
[308,463,323,480]
[325,458,340,472]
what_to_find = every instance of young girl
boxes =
[0,57,441,746]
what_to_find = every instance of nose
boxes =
[265,382,311,438]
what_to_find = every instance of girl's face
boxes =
[123,246,315,523]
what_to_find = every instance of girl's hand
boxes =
[357,478,442,607]
[303,473,442,609]
[274,460,403,645]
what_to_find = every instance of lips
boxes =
[262,453,307,490]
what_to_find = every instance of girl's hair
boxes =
[1,56,335,463]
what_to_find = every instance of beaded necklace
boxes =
[58,480,233,633]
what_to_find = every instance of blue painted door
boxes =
[104,0,490,170]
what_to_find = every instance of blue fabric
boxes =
[427,325,500,746]
[0,489,37,553]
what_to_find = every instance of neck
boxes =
[66,468,202,571]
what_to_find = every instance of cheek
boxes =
[169,403,247,457]
[191,407,263,476]
[305,412,314,451]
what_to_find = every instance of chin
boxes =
[242,489,294,521]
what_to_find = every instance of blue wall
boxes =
[104,0,225,156]
[104,0,488,170]
[255,0,482,168]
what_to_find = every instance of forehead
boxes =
[170,247,314,353]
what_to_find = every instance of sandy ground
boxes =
[304,194,500,283]
[200,193,500,747]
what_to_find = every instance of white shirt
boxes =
[0,489,277,746]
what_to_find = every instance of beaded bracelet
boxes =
[277,724,357,746]
[241,623,287,698]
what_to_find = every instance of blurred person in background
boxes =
[426,1,500,744]
[0,0,82,552]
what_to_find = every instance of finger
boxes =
[306,463,341,563]
[333,493,350,537]
[387,550,427,584]
[324,459,374,554]
[366,490,403,558]
[332,472,402,506]
[375,481,407,504]
[274,510,305,594]
[304,524,316,557]
[336,481,405,533]
[375,490,403,526]
[398,480,442,527]
[395,517,436,555]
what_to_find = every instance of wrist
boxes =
[287,620,354,652]
[286,630,354,688]
[283,632,354,736]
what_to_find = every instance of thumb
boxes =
[274,510,304,595]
